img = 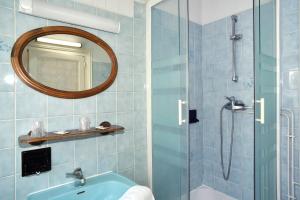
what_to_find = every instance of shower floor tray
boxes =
[190,185,237,200]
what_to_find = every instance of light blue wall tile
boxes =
[118,167,134,180]
[0,64,15,92]
[50,141,74,166]
[97,92,116,113]
[118,149,134,171]
[98,135,117,156]
[0,148,14,177]
[16,13,47,37]
[75,138,97,177]
[0,6,14,36]
[0,92,14,120]
[49,163,74,187]
[48,116,74,131]
[0,35,13,63]
[118,54,134,74]
[117,130,134,152]
[117,73,134,92]
[0,0,13,8]
[117,92,134,112]
[134,129,147,148]
[117,112,134,131]
[98,153,117,173]
[0,176,14,200]
[16,173,48,200]
[134,3,145,20]
[117,35,133,55]
[48,97,73,117]
[16,92,47,119]
[0,120,14,149]
[74,96,96,115]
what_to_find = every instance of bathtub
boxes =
[190,185,236,200]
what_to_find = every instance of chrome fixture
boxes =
[220,96,247,180]
[66,168,86,186]
[230,15,243,82]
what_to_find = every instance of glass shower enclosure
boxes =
[148,0,189,199]
[149,0,279,199]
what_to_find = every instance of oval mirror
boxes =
[11,26,118,99]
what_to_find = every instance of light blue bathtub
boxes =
[27,172,136,200]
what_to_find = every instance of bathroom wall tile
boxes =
[50,141,74,166]
[134,73,145,92]
[133,56,146,73]
[0,0,14,8]
[16,92,47,119]
[16,173,48,200]
[134,111,146,130]
[97,112,116,125]
[0,64,15,92]
[75,138,97,177]
[117,35,133,55]
[117,130,134,153]
[0,92,14,120]
[117,73,134,92]
[0,120,14,149]
[118,53,134,74]
[49,163,74,187]
[48,97,73,117]
[118,167,134,180]
[0,176,14,200]
[48,116,74,132]
[119,16,133,37]
[134,92,146,111]
[118,149,134,171]
[16,13,47,37]
[97,92,117,113]
[74,96,96,115]
[98,153,117,173]
[134,2,145,19]
[134,129,147,148]
[117,112,134,131]
[0,35,13,63]
[134,18,145,37]
[134,36,145,57]
[98,135,117,156]
[0,6,14,36]
[0,148,14,177]
[117,92,134,112]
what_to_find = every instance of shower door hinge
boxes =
[255,98,265,124]
[178,100,187,126]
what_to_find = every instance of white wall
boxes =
[189,0,253,25]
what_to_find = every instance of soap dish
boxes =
[53,131,69,135]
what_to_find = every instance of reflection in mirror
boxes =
[22,34,112,91]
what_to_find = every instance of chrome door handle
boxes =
[255,98,265,124]
[178,100,187,126]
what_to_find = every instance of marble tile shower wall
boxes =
[188,21,203,190]
[201,10,254,199]
[280,0,300,199]
[0,1,147,199]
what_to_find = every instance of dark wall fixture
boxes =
[189,109,199,124]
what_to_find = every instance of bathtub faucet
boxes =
[66,168,86,186]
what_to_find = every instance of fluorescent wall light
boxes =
[19,0,120,34]
[37,37,82,48]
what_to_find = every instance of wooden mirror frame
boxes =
[11,26,118,99]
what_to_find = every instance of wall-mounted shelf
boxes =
[19,125,124,146]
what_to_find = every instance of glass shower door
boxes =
[150,0,189,200]
[254,0,278,199]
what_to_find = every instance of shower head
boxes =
[231,15,238,22]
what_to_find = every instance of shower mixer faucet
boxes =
[224,96,246,111]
